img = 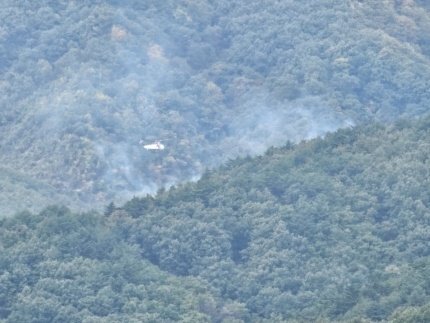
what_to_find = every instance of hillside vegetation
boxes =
[1,0,430,213]
[1,116,430,322]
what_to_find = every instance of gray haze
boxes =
[6,0,426,214]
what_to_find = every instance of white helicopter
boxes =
[139,139,166,150]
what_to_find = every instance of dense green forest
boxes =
[1,117,430,322]
[1,1,430,321]
[1,0,430,214]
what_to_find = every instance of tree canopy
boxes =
[2,116,430,321]
[1,0,430,214]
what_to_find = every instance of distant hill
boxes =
[0,167,83,215]
[2,116,430,321]
[1,0,430,214]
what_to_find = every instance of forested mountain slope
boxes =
[1,116,430,322]
[1,0,430,214]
